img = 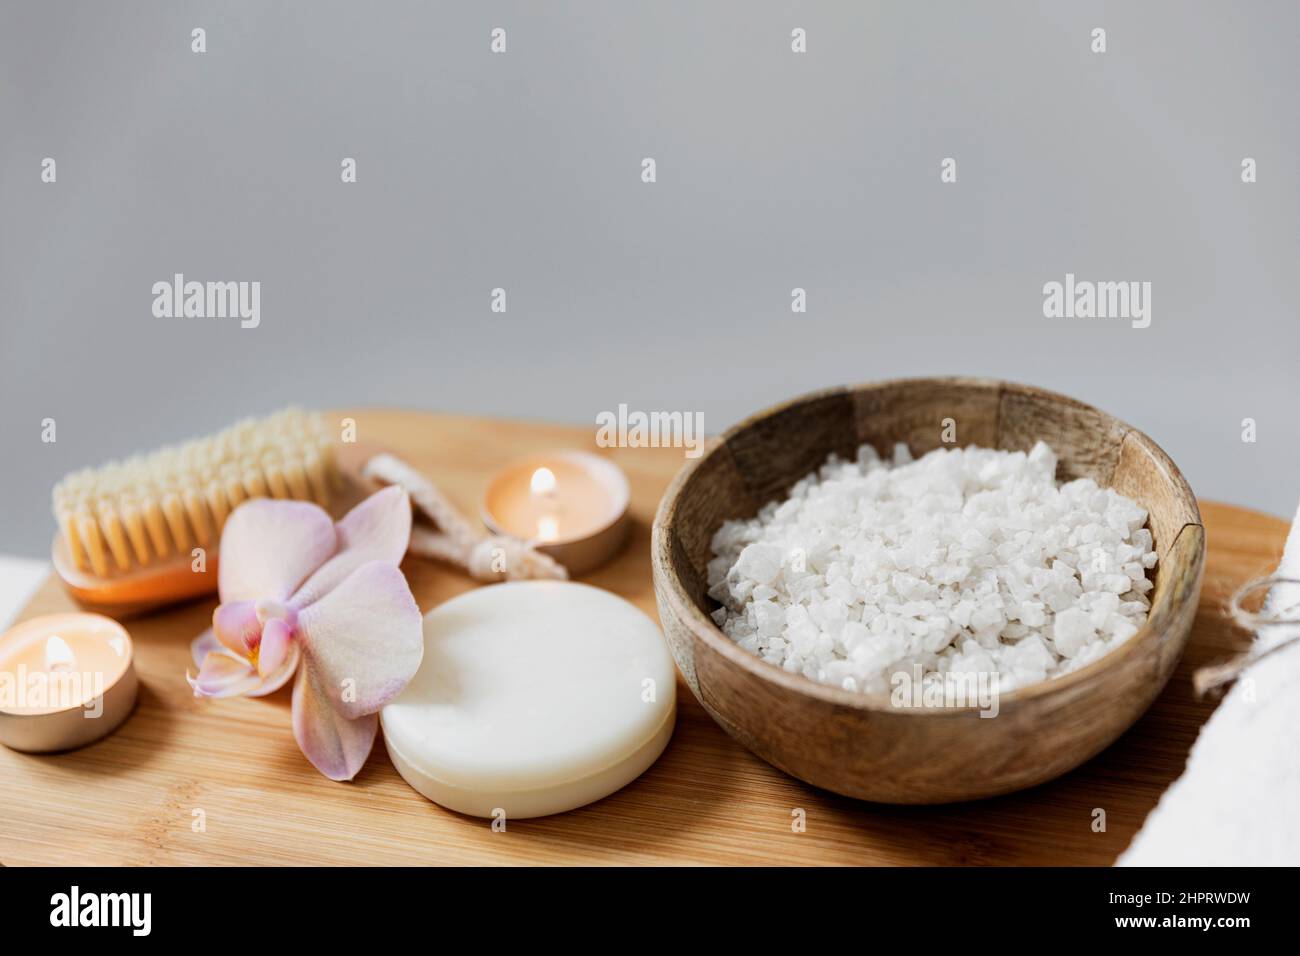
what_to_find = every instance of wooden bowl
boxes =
[651,378,1205,803]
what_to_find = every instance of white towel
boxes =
[0,556,50,629]
[1118,501,1300,865]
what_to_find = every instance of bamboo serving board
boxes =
[0,409,1286,866]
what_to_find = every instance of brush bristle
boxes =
[53,408,338,577]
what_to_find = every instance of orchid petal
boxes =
[213,600,262,658]
[246,640,302,698]
[218,499,337,603]
[259,618,292,678]
[296,561,423,719]
[191,628,230,669]
[187,487,422,783]
[188,651,263,699]
[192,616,300,698]
[290,486,410,607]
[291,662,379,781]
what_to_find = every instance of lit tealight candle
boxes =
[0,613,138,753]
[483,451,630,575]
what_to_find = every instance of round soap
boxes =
[381,581,676,819]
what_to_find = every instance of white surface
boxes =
[1119,500,1300,866]
[381,581,676,818]
[0,556,49,629]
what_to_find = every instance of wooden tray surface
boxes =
[0,409,1285,865]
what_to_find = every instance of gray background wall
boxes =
[2,1,1297,557]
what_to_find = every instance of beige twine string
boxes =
[363,453,568,582]
[1193,575,1300,696]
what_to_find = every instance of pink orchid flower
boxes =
[187,485,423,781]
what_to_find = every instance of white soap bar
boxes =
[381,581,676,819]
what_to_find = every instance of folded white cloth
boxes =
[1119,501,1300,865]
[0,555,49,629]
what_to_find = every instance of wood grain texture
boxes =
[0,407,1285,866]
[653,380,1207,803]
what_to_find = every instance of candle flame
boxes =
[530,467,557,497]
[44,635,76,672]
[537,515,560,542]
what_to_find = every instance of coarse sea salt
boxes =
[706,441,1158,698]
